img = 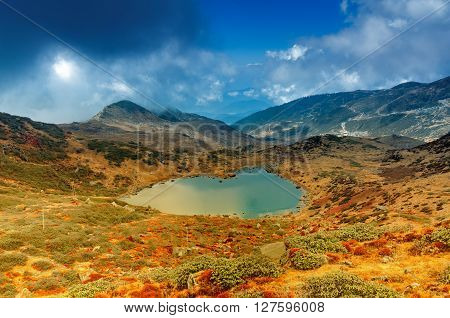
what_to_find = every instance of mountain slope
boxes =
[234,76,450,141]
[0,112,67,161]
[62,100,255,151]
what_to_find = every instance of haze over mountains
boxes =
[234,76,450,142]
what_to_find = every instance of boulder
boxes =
[258,242,286,260]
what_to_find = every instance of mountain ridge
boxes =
[234,76,450,141]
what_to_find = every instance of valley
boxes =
[0,104,448,297]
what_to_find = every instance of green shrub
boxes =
[0,235,24,250]
[173,256,216,289]
[439,265,450,284]
[28,277,61,292]
[173,254,281,290]
[302,271,400,298]
[429,228,450,247]
[139,267,173,283]
[118,240,135,250]
[0,284,17,297]
[51,270,81,286]
[66,279,114,298]
[291,251,327,270]
[0,253,27,272]
[32,260,54,271]
[285,233,347,253]
[334,224,382,241]
[412,228,450,254]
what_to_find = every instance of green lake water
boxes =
[122,169,303,218]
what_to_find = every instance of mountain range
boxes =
[234,76,450,141]
[62,100,256,151]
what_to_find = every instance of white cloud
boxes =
[261,84,298,104]
[246,63,262,67]
[339,71,360,89]
[340,0,348,13]
[266,44,308,61]
[388,18,407,29]
[227,91,239,97]
[101,81,133,95]
[243,89,258,98]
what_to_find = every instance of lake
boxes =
[122,168,303,218]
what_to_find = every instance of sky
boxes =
[0,0,449,123]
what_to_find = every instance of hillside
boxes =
[234,76,450,141]
[0,123,448,298]
[0,112,66,162]
[62,100,256,151]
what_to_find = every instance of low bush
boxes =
[439,265,450,284]
[212,255,281,289]
[138,267,173,283]
[31,260,54,271]
[285,233,347,254]
[51,270,81,286]
[429,228,450,247]
[0,284,17,297]
[411,228,450,254]
[0,235,24,251]
[66,279,114,298]
[0,253,27,272]
[302,271,400,298]
[290,250,327,270]
[334,224,382,242]
[172,254,281,290]
[27,277,61,292]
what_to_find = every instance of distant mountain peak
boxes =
[91,100,164,125]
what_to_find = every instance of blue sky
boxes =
[199,0,346,54]
[0,0,449,123]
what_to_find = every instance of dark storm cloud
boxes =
[0,0,204,76]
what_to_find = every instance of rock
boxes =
[381,256,393,263]
[404,268,412,274]
[187,270,212,292]
[172,247,192,257]
[85,198,92,204]
[372,276,389,282]
[78,269,95,282]
[111,201,119,207]
[123,205,135,212]
[273,223,282,229]
[410,282,420,289]
[256,223,261,229]
[275,229,286,236]
[92,246,101,252]
[16,288,32,298]
[375,205,388,212]
[228,229,240,237]
[258,242,286,260]
[342,260,353,266]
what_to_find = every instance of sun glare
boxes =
[52,59,75,80]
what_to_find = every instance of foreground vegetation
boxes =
[0,130,448,298]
